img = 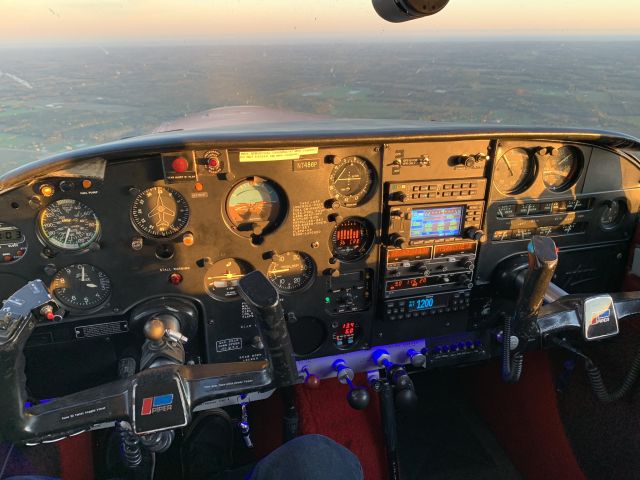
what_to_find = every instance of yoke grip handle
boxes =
[514,236,559,341]
[238,271,298,387]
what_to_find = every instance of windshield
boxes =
[1,1,639,175]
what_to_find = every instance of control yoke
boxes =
[502,235,640,386]
[0,272,296,444]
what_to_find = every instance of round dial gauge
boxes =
[267,251,315,294]
[600,200,624,230]
[226,177,286,236]
[204,258,253,301]
[494,148,535,194]
[38,199,100,251]
[0,222,27,264]
[51,264,111,311]
[328,156,374,207]
[330,217,375,262]
[131,186,190,239]
[332,320,362,349]
[542,146,581,192]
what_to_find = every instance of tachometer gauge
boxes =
[204,258,253,301]
[267,251,315,294]
[0,222,27,264]
[131,186,190,239]
[51,264,111,311]
[38,199,100,251]
[541,146,581,192]
[225,177,286,236]
[494,148,535,194]
[328,156,374,207]
[330,217,375,262]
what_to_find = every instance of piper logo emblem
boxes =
[591,308,611,326]
[141,394,174,416]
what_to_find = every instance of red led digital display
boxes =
[386,277,428,292]
[335,225,362,247]
[341,321,356,336]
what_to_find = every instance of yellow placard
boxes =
[239,147,319,163]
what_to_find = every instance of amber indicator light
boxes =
[434,242,476,257]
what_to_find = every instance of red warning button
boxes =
[172,156,189,173]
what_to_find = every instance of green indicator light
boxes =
[325,296,331,303]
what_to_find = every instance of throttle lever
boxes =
[332,359,370,410]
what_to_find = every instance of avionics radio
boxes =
[383,202,485,300]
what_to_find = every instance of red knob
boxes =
[302,368,321,389]
[169,272,183,285]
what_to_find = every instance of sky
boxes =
[0,0,639,43]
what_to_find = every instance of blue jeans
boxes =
[246,434,364,480]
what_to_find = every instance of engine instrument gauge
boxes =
[51,264,111,311]
[0,222,27,264]
[225,177,286,236]
[204,258,253,301]
[332,320,362,349]
[541,146,582,192]
[38,199,101,251]
[267,251,315,294]
[494,148,535,194]
[328,156,374,207]
[330,217,375,262]
[599,200,624,230]
[131,186,190,239]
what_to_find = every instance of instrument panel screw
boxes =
[311,241,319,249]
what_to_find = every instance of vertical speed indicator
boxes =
[267,251,316,294]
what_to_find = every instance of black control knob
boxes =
[456,155,476,168]
[389,234,407,248]
[462,260,474,270]
[347,388,371,410]
[415,263,430,276]
[465,227,487,243]
[338,291,354,306]
[457,274,470,285]
[395,386,418,410]
[390,191,407,202]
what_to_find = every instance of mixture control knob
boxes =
[465,227,487,243]
[390,191,407,202]
[389,234,407,248]
[301,367,320,389]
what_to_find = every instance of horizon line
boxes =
[1,34,639,48]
